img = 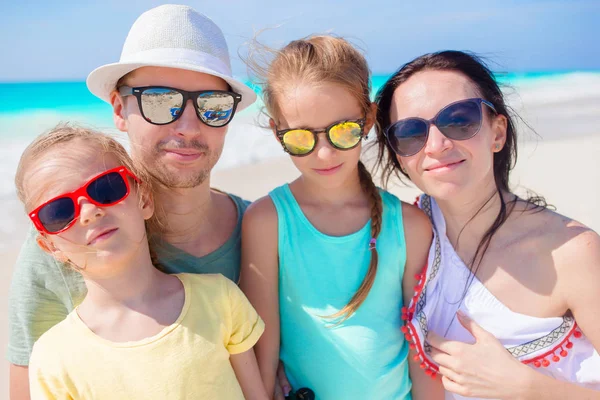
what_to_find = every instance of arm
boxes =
[10,364,30,400]
[230,349,270,400]
[429,228,600,400]
[401,203,444,400]
[524,228,600,399]
[239,198,281,397]
[8,227,81,398]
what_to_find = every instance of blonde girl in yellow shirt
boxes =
[18,125,268,400]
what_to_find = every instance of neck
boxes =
[435,178,506,251]
[81,248,162,308]
[297,166,365,206]
[154,177,215,242]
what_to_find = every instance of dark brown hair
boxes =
[374,51,546,283]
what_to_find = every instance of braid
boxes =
[327,161,383,323]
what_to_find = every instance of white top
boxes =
[403,195,600,399]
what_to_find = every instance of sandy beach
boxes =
[1,109,599,398]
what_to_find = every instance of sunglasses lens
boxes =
[387,119,429,156]
[329,121,363,149]
[37,197,76,233]
[197,92,236,127]
[282,130,315,155]
[140,88,184,124]
[437,100,482,140]
[86,172,129,205]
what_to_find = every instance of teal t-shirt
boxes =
[7,193,249,366]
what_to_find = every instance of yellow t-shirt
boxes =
[28,273,265,399]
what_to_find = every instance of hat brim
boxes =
[86,61,257,111]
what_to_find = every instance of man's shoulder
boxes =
[224,191,251,214]
[11,225,85,295]
[211,189,251,217]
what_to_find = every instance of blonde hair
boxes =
[15,123,164,267]
[248,35,383,322]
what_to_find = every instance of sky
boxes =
[1,0,599,82]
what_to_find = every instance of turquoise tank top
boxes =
[270,184,412,400]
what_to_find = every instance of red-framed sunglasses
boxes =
[29,166,139,235]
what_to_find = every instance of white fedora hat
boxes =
[86,4,256,111]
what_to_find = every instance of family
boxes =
[7,4,600,400]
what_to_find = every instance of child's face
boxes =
[26,142,153,275]
[273,82,371,190]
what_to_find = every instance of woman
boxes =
[375,50,600,399]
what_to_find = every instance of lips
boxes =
[424,160,465,171]
[313,163,343,175]
[162,149,203,162]
[87,227,118,245]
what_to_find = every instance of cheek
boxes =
[290,155,311,171]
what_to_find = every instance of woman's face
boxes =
[272,82,374,190]
[389,70,507,202]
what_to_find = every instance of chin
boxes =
[418,180,468,201]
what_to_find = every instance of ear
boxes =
[364,102,378,134]
[110,90,128,133]
[139,184,155,221]
[36,234,70,263]
[491,113,508,153]
[269,118,278,139]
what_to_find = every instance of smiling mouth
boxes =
[313,163,343,175]
[425,160,465,171]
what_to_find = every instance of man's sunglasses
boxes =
[118,86,242,127]
[384,98,497,157]
[276,118,366,157]
[29,166,139,235]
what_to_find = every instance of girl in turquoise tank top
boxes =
[240,35,436,400]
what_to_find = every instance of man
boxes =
[8,5,257,398]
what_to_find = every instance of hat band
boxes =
[120,47,232,77]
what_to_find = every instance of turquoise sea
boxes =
[1,70,600,200]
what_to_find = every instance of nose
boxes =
[314,132,337,160]
[78,197,105,226]
[423,124,453,156]
[173,99,203,137]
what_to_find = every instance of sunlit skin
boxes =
[387,69,600,400]
[110,66,230,189]
[24,141,153,280]
[272,82,373,195]
[109,66,238,259]
[390,70,507,206]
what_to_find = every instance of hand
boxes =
[273,361,291,400]
[428,311,531,399]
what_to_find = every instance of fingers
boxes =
[277,361,291,397]
[427,330,464,354]
[436,364,463,385]
[441,375,469,397]
[456,311,488,341]
[428,347,454,369]
[273,382,285,400]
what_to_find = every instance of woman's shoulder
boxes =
[513,204,600,273]
[515,204,597,248]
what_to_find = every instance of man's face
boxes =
[114,66,230,188]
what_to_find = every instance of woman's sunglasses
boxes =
[384,98,497,157]
[29,166,139,235]
[118,86,242,127]
[276,118,366,157]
